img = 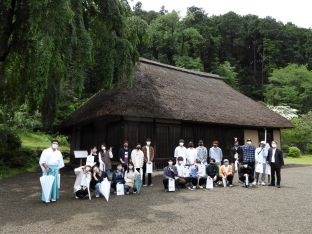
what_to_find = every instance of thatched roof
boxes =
[61,58,293,129]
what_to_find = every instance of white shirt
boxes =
[39,147,64,172]
[131,149,144,168]
[174,146,187,164]
[186,148,198,165]
[271,148,276,163]
[146,146,150,161]
[198,164,206,177]
[176,164,185,177]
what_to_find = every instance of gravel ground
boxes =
[0,166,311,234]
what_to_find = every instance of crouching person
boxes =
[124,162,139,194]
[206,158,219,186]
[73,163,93,199]
[239,163,254,187]
[163,159,178,192]
[112,163,125,193]
[91,166,108,198]
[219,159,233,187]
[190,160,206,189]
[175,157,190,188]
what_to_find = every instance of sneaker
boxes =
[95,194,100,198]
[261,182,266,186]
[229,184,233,187]
[252,181,257,186]
[51,199,56,202]
[199,186,204,189]
[143,184,147,187]
[192,186,196,189]
[133,191,137,194]
[126,192,130,195]
[149,184,153,187]
[187,186,194,191]
[75,196,79,199]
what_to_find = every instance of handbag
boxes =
[116,183,125,196]
[206,176,213,189]
[168,178,175,192]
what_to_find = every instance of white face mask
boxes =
[179,143,184,146]
[52,143,58,149]
[272,143,277,148]
[247,141,252,145]
[146,141,151,146]
[102,146,106,150]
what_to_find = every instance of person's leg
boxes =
[261,163,266,183]
[95,183,100,197]
[276,165,281,187]
[163,179,169,190]
[255,172,259,184]
[142,163,147,185]
[227,175,233,185]
[148,173,152,185]
[270,163,276,186]
[191,177,197,187]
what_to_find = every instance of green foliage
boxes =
[265,64,312,114]
[174,56,203,71]
[0,125,22,151]
[287,147,301,158]
[307,144,312,154]
[282,112,312,153]
[215,61,238,88]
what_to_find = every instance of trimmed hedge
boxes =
[288,147,302,158]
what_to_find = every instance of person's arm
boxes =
[39,150,49,172]
[220,148,223,162]
[150,146,155,162]
[174,147,178,158]
[119,149,124,163]
[109,147,113,158]
[280,149,284,166]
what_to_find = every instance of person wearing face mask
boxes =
[99,143,113,178]
[112,164,125,193]
[186,141,198,165]
[206,158,220,185]
[124,162,140,194]
[39,140,64,203]
[254,141,268,186]
[119,140,132,171]
[238,139,256,180]
[209,140,223,166]
[86,146,102,169]
[174,139,187,165]
[267,141,284,188]
[239,163,254,187]
[229,140,243,182]
[196,140,208,165]
[131,144,144,175]
[219,159,233,187]
[175,157,190,189]
[162,159,178,192]
[142,138,155,187]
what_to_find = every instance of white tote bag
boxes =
[146,163,153,174]
[245,174,249,186]
[265,163,271,175]
[168,178,175,192]
[206,177,213,189]
[58,174,61,189]
[255,163,263,173]
[116,183,125,196]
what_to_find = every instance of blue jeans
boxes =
[95,183,101,196]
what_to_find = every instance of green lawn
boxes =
[285,155,312,165]
[17,130,70,153]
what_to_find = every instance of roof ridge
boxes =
[139,57,223,80]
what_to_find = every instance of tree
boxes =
[215,61,238,89]
[264,64,312,114]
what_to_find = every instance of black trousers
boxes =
[270,163,281,186]
[142,162,152,185]
[223,175,233,185]
[191,177,206,186]
[163,178,169,189]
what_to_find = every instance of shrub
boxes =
[0,149,40,168]
[0,125,22,151]
[307,144,312,154]
[288,147,301,158]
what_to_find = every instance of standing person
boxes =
[162,159,178,192]
[239,139,256,180]
[267,141,284,188]
[186,141,198,165]
[219,159,234,187]
[119,140,132,171]
[174,139,187,165]
[229,140,242,182]
[39,140,64,203]
[131,144,144,174]
[196,140,208,165]
[254,141,268,186]
[209,140,223,166]
[99,143,113,178]
[86,146,102,168]
[142,138,155,187]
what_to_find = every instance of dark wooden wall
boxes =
[73,118,244,165]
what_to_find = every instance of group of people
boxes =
[163,138,284,192]
[39,136,284,203]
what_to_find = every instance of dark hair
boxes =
[179,139,184,143]
[177,156,184,161]
[91,145,97,149]
[212,140,219,145]
[127,162,135,173]
[51,139,59,144]
[210,158,216,163]
[146,138,151,141]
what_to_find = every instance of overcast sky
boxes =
[129,0,311,29]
